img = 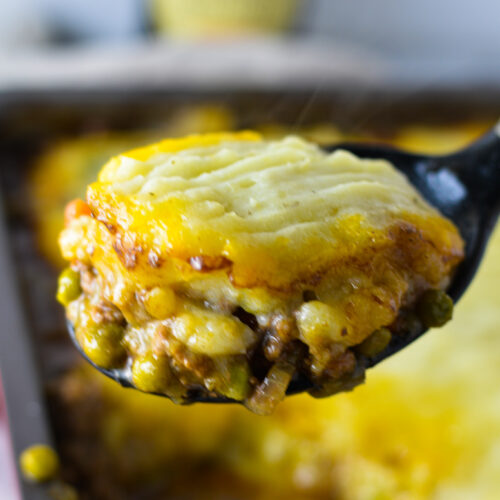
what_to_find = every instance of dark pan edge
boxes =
[0,190,52,499]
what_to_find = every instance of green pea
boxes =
[19,444,59,483]
[79,322,125,369]
[132,353,173,394]
[215,359,251,401]
[357,327,392,357]
[56,268,81,306]
[417,289,454,328]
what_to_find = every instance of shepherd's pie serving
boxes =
[57,132,464,414]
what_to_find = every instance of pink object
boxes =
[0,375,21,500]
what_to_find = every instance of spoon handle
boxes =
[443,124,500,216]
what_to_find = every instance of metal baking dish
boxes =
[1,88,500,500]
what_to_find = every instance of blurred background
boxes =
[1,2,500,500]
[1,0,500,90]
[2,0,500,56]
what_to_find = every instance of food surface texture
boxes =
[58,131,464,413]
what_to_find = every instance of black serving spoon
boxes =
[68,122,500,403]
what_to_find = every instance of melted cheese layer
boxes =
[86,133,463,290]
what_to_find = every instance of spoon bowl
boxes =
[67,122,500,403]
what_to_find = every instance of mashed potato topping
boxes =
[58,132,464,413]
[87,132,461,288]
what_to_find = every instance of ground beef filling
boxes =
[59,262,454,415]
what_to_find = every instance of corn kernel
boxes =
[144,287,177,319]
[296,301,351,346]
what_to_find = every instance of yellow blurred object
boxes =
[19,444,60,483]
[394,122,489,154]
[167,104,235,134]
[151,0,300,38]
